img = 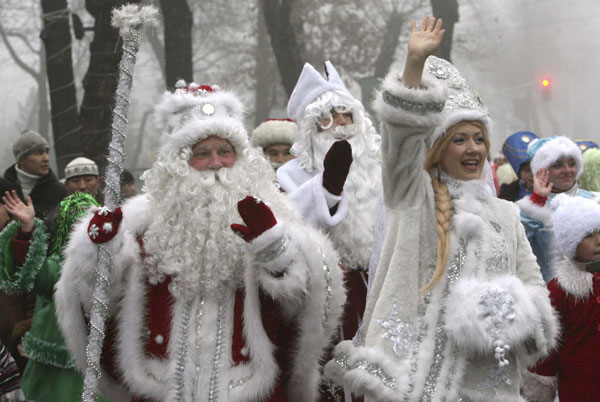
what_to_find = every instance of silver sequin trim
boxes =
[255,235,289,263]
[377,298,416,358]
[320,247,333,329]
[208,297,226,401]
[382,91,445,115]
[333,352,397,390]
[421,242,465,402]
[174,299,193,401]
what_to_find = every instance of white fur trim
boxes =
[251,120,296,149]
[530,136,583,177]
[555,259,593,300]
[521,370,557,402]
[517,196,554,227]
[154,87,249,154]
[445,276,542,355]
[324,340,409,401]
[373,69,446,127]
[277,161,349,228]
[552,194,600,259]
[432,109,491,145]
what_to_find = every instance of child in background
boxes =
[523,194,600,402]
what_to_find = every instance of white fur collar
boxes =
[439,170,494,201]
[555,259,594,300]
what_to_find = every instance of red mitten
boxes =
[322,140,353,196]
[88,206,123,243]
[230,196,277,243]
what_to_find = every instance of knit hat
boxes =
[425,56,491,143]
[502,131,538,175]
[251,119,296,149]
[287,61,351,124]
[575,139,599,153]
[154,81,248,154]
[12,130,49,162]
[527,136,583,177]
[552,194,600,259]
[64,157,99,180]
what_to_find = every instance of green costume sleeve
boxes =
[0,219,48,294]
[35,256,62,297]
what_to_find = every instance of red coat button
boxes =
[596,296,600,304]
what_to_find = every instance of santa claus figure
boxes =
[278,61,381,338]
[54,83,346,401]
[251,118,296,172]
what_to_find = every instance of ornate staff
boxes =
[82,5,158,401]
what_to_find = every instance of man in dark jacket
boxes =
[0,130,66,374]
[0,130,66,221]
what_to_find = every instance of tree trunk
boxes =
[430,0,459,62]
[260,0,304,98]
[159,0,193,88]
[40,0,82,176]
[79,0,141,170]
[253,7,272,126]
[374,8,404,79]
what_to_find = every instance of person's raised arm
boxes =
[402,16,445,88]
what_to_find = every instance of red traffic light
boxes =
[540,78,551,88]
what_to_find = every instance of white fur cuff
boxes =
[373,70,446,127]
[324,340,408,401]
[517,196,553,227]
[521,370,557,402]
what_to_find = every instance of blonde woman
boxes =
[325,16,558,402]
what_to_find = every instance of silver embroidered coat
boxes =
[324,68,559,402]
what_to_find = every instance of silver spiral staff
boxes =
[82,5,158,401]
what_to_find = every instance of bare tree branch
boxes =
[0,19,38,78]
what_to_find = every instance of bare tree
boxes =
[40,0,82,173]
[159,0,192,88]
[260,0,305,97]
[430,0,458,62]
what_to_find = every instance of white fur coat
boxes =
[55,194,345,401]
[324,69,559,402]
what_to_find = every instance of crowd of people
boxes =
[0,16,598,402]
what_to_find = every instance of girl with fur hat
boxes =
[523,195,600,402]
[0,191,107,401]
[517,136,600,283]
[324,16,558,401]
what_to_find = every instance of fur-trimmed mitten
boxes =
[231,196,277,242]
[87,206,123,243]
[322,140,353,195]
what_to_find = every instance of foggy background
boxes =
[1,0,598,176]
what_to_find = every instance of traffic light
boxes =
[540,77,551,100]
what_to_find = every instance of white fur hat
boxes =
[528,136,583,177]
[64,157,99,179]
[251,119,296,149]
[425,57,491,144]
[552,194,600,259]
[287,61,351,124]
[154,81,248,154]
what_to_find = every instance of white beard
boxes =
[300,122,382,269]
[141,147,294,296]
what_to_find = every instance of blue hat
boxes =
[575,139,599,153]
[527,136,583,178]
[502,131,538,174]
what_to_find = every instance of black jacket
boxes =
[0,164,67,222]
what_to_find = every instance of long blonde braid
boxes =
[420,120,489,295]
[420,176,452,295]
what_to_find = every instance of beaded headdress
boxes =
[425,56,491,143]
[154,81,249,154]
